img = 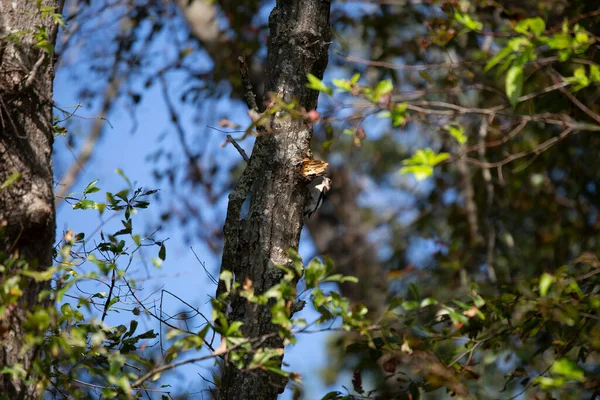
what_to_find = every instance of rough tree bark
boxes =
[0,0,60,398]
[217,1,331,398]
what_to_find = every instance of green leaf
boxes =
[420,298,438,308]
[564,66,591,91]
[444,306,469,325]
[514,17,546,36]
[306,74,332,96]
[534,376,566,389]
[547,33,571,50]
[403,149,450,167]
[158,244,166,261]
[484,46,513,73]
[454,12,482,31]
[551,358,584,381]
[123,320,138,339]
[220,270,234,293]
[400,149,449,181]
[379,102,408,127]
[402,300,419,311]
[0,364,27,379]
[21,267,57,282]
[444,123,467,144]
[332,78,352,92]
[73,199,96,210]
[323,273,344,283]
[375,79,393,96]
[83,179,100,194]
[539,272,555,297]
[505,65,523,107]
[115,168,132,187]
[400,165,433,181]
[590,65,600,82]
[1,172,21,189]
[226,321,244,336]
[575,31,589,45]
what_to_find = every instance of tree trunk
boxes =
[0,1,60,398]
[217,1,331,398]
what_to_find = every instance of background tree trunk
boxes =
[217,1,331,398]
[0,1,60,397]
[306,165,388,317]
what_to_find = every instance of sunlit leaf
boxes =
[506,65,523,107]
[551,358,584,381]
[306,73,332,95]
[539,272,555,297]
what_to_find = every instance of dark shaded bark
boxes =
[0,1,59,398]
[217,1,331,399]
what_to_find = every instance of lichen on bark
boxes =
[217,1,331,398]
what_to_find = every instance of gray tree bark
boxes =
[0,0,60,397]
[216,1,331,398]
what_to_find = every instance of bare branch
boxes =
[226,135,250,163]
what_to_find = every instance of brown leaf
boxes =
[462,306,480,318]
[218,118,241,129]
[213,337,227,356]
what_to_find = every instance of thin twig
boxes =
[56,49,123,201]
[131,340,246,388]
[461,126,575,169]
[226,135,250,163]
[346,55,472,71]
[464,120,528,153]
[159,73,195,162]
[238,56,259,112]
[101,268,117,322]
[22,52,46,89]
[548,67,600,125]
[191,246,218,285]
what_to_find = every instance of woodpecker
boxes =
[304,176,332,218]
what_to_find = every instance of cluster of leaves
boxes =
[1,174,165,398]
[2,173,381,399]
[0,1,65,55]
[483,17,596,105]
[307,72,454,181]
[4,183,598,399]
[320,254,599,399]
[204,250,369,385]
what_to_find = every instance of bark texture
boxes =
[217,1,331,398]
[0,1,59,397]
